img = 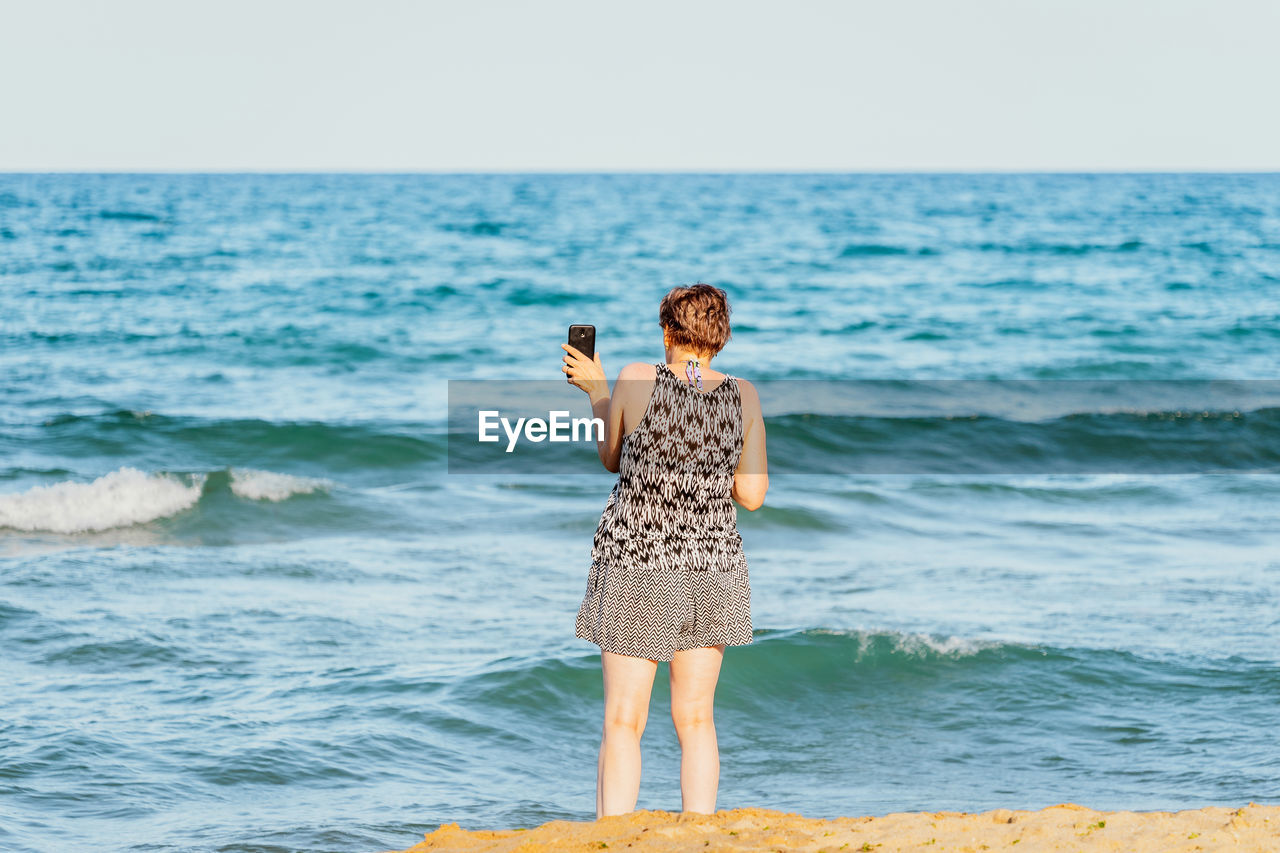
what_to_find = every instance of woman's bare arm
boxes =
[563,346,648,473]
[731,378,768,510]
[591,368,625,473]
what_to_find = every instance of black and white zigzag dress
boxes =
[575,361,753,661]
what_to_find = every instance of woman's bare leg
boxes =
[597,649,659,818]
[668,644,725,814]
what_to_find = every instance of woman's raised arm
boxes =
[562,345,644,473]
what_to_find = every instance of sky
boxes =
[2,0,1278,172]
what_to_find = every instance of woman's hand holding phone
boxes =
[562,343,607,404]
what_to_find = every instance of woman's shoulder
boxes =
[617,361,657,380]
[731,375,761,407]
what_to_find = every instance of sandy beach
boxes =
[386,802,1278,852]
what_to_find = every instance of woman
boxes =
[561,282,768,819]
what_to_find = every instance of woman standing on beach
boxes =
[561,283,768,818]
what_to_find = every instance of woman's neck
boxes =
[666,345,712,366]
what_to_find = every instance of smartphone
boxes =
[568,324,596,361]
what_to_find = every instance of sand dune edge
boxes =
[383,801,1277,852]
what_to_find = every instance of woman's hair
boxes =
[658,282,732,357]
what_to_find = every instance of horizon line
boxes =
[3,167,1280,176]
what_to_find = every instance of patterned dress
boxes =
[575,361,753,661]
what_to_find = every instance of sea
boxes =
[1,173,1278,853]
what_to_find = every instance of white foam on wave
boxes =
[228,467,332,501]
[812,627,1003,657]
[0,466,207,533]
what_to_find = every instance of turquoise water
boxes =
[2,173,1279,852]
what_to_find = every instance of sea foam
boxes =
[0,467,206,533]
[228,467,332,501]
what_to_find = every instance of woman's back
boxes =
[608,362,744,539]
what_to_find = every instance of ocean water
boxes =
[2,173,1279,853]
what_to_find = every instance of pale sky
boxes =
[2,0,1278,171]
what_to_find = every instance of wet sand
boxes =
[385,802,1278,852]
